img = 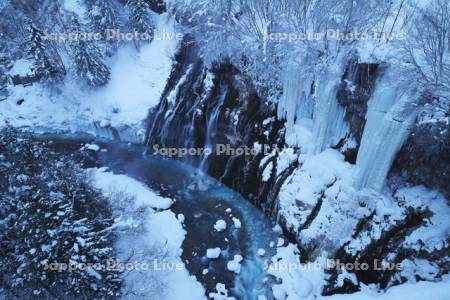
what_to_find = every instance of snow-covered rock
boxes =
[226,255,243,274]
[231,217,241,229]
[214,220,227,232]
[209,283,235,300]
[206,248,221,259]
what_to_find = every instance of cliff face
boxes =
[392,119,450,201]
[145,39,287,214]
[145,40,450,294]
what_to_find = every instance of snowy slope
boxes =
[0,14,178,142]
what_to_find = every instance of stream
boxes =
[40,135,282,300]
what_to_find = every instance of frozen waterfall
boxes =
[277,63,315,126]
[311,75,349,153]
[277,63,349,153]
[355,71,420,191]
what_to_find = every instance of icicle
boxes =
[277,63,314,125]
[277,63,315,150]
[312,75,349,153]
[355,71,419,191]
[278,61,351,153]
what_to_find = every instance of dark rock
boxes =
[393,119,450,200]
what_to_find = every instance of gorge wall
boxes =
[145,39,450,294]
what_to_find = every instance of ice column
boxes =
[355,73,419,191]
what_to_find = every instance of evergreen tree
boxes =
[87,0,120,56]
[126,0,154,50]
[70,17,111,87]
[24,19,65,82]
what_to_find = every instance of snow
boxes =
[266,244,450,300]
[1,14,178,142]
[231,217,241,229]
[206,248,221,259]
[84,143,100,151]
[90,169,173,210]
[167,64,193,105]
[268,244,320,300]
[401,259,439,282]
[277,238,285,247]
[271,182,450,300]
[257,248,265,256]
[86,267,102,280]
[8,59,33,76]
[262,161,273,182]
[177,213,185,223]
[89,167,205,300]
[226,255,243,274]
[272,52,449,299]
[214,219,227,232]
[396,186,450,252]
[209,283,235,300]
[320,275,450,300]
[63,0,87,19]
[277,149,357,246]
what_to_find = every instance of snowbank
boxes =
[89,168,205,300]
[91,168,173,210]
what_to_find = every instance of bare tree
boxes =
[404,0,450,100]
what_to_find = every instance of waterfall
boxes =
[199,83,227,171]
[355,71,420,191]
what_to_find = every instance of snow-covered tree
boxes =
[0,2,25,57]
[0,127,122,298]
[126,0,154,50]
[70,17,111,87]
[87,0,120,34]
[0,53,9,100]
[404,0,450,101]
[87,0,121,56]
[24,19,65,82]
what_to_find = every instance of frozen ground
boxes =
[0,13,178,142]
